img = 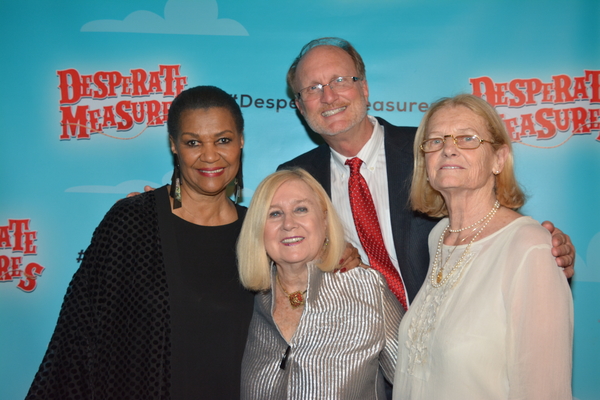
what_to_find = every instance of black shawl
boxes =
[26,188,171,399]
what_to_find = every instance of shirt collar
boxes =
[330,115,384,170]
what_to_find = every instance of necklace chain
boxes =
[430,200,500,288]
[448,200,500,233]
[276,274,307,308]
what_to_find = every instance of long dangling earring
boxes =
[234,149,244,204]
[234,178,240,203]
[170,154,182,209]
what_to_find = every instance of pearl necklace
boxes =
[448,200,500,232]
[430,201,500,288]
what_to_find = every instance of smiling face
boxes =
[425,105,507,199]
[293,45,370,139]
[263,179,327,270]
[170,107,243,199]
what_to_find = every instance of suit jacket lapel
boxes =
[307,144,333,197]
[381,118,414,249]
[379,118,420,296]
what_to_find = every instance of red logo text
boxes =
[57,65,188,140]
[0,219,45,292]
[471,70,600,142]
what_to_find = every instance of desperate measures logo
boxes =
[0,219,44,292]
[57,65,188,140]
[471,70,600,145]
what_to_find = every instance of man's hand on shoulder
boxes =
[124,185,156,199]
[542,221,575,279]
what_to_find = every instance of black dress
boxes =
[167,203,254,399]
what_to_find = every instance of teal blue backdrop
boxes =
[1,1,598,399]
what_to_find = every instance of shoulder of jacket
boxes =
[277,144,330,170]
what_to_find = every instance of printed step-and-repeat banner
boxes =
[1,1,598,398]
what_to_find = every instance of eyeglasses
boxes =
[296,76,361,100]
[420,134,495,153]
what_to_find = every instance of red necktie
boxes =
[345,157,408,310]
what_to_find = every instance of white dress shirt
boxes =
[330,116,409,305]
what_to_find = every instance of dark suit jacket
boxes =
[278,117,438,302]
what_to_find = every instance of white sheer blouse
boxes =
[393,217,573,400]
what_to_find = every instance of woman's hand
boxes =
[542,221,575,278]
[334,242,368,273]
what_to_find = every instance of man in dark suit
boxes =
[278,37,574,304]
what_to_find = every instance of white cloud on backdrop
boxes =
[66,180,160,194]
[65,171,256,200]
[81,0,248,36]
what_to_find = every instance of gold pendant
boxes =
[288,291,306,308]
[436,270,443,284]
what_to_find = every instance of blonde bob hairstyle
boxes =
[237,168,346,292]
[410,94,526,217]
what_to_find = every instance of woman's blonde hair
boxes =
[410,94,526,217]
[237,168,346,291]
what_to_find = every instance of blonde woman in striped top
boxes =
[237,168,403,399]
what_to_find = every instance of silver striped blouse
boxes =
[241,263,404,399]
